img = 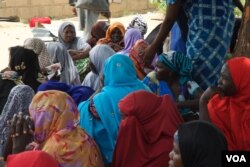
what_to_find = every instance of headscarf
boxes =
[112,90,183,167]
[29,90,104,167]
[58,22,89,50]
[97,22,125,52]
[159,51,192,85]
[127,15,148,37]
[118,28,142,55]
[78,54,150,163]
[129,39,153,79]
[24,38,52,69]
[87,21,110,48]
[38,80,94,105]
[46,42,80,85]
[178,121,227,167]
[7,151,59,167]
[0,85,34,156]
[82,44,115,90]
[9,46,41,91]
[208,57,250,150]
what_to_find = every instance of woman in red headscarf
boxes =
[200,57,250,150]
[112,90,183,167]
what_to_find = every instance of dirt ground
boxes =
[0,12,163,70]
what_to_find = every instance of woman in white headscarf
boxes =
[82,44,115,90]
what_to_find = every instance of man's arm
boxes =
[143,0,182,66]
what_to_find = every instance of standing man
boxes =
[144,0,243,90]
[69,0,110,41]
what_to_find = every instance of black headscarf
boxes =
[178,121,227,167]
[9,46,41,91]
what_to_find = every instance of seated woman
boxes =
[200,57,250,150]
[169,121,227,167]
[118,28,142,55]
[129,39,154,79]
[112,90,183,167]
[97,22,125,52]
[143,51,203,121]
[5,90,104,167]
[78,54,150,165]
[0,46,42,113]
[82,44,115,91]
[58,22,91,80]
[127,15,148,39]
[0,85,34,156]
[23,38,52,73]
[87,21,110,48]
[46,42,80,85]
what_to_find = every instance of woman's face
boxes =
[111,28,123,43]
[217,64,237,96]
[155,62,172,81]
[169,132,183,167]
[62,25,76,43]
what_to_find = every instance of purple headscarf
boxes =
[118,28,142,55]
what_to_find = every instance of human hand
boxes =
[9,112,34,153]
[200,86,223,104]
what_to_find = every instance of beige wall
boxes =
[0,0,155,21]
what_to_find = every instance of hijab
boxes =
[46,42,80,85]
[24,38,52,69]
[112,90,183,167]
[118,28,142,55]
[0,85,34,156]
[127,15,148,38]
[178,121,227,167]
[7,151,59,167]
[78,54,150,163]
[159,51,192,85]
[208,57,250,150]
[29,90,104,167]
[87,21,109,47]
[82,44,115,90]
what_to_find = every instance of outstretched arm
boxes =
[143,0,182,66]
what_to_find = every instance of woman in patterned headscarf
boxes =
[23,38,52,71]
[29,90,104,167]
[127,15,148,38]
[97,22,125,52]
[0,85,35,157]
[143,51,203,121]
[129,39,154,79]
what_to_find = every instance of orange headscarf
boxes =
[112,90,183,167]
[129,39,151,79]
[97,22,125,52]
[208,57,250,150]
[29,90,104,167]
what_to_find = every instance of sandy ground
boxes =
[0,12,163,70]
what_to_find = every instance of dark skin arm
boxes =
[143,0,182,66]
[199,87,223,122]
[233,0,244,12]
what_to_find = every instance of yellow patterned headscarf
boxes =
[29,90,104,167]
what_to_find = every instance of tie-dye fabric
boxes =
[29,90,104,167]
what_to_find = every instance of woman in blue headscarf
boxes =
[78,54,150,165]
[143,51,203,121]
